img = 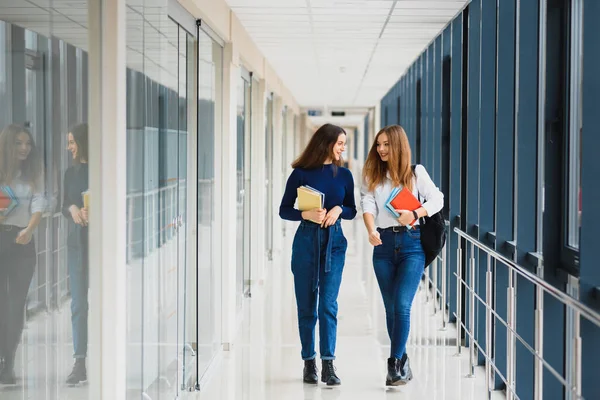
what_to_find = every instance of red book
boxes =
[388,187,422,225]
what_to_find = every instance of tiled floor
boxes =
[185,220,505,400]
[1,218,506,400]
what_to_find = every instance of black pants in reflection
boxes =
[0,226,36,366]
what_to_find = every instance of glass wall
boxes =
[264,94,274,261]
[124,0,222,397]
[124,3,196,397]
[236,73,251,309]
[0,1,95,398]
[196,27,223,383]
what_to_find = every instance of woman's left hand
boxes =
[322,206,343,228]
[396,209,415,226]
[16,228,33,245]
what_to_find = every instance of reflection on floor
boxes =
[186,220,506,400]
[0,303,89,400]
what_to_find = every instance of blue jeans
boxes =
[67,222,89,359]
[372,227,425,359]
[291,220,347,361]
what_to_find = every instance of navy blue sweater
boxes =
[279,164,357,221]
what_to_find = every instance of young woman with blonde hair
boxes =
[360,125,443,386]
[0,124,46,385]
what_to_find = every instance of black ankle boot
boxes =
[66,358,87,385]
[399,354,413,382]
[386,357,402,386]
[303,359,318,384]
[386,354,412,386]
[321,360,341,386]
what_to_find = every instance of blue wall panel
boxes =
[476,0,497,366]
[493,0,516,389]
[514,0,539,398]
[580,1,600,398]
[465,0,481,351]
[434,36,442,186]
[428,46,435,174]
[448,15,463,324]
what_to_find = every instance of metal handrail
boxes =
[453,227,597,400]
[453,228,600,328]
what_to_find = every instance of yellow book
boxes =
[297,186,324,218]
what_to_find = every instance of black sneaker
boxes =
[66,359,87,385]
[321,360,341,386]
[303,359,318,384]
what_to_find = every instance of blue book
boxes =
[384,187,401,218]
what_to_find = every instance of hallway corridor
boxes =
[187,220,500,400]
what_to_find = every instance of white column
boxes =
[299,113,309,150]
[271,96,284,259]
[357,123,365,164]
[372,106,380,136]
[88,0,126,398]
[283,110,296,236]
[220,42,240,348]
[250,79,267,285]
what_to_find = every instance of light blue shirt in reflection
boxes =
[2,172,47,228]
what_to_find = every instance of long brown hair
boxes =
[70,123,89,163]
[292,123,346,170]
[0,124,42,189]
[362,125,413,192]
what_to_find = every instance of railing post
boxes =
[534,257,544,400]
[441,242,448,329]
[485,254,493,399]
[432,257,438,314]
[426,260,431,304]
[507,270,517,400]
[468,243,476,377]
[456,245,462,355]
[456,245,463,355]
[573,310,582,400]
[566,275,580,400]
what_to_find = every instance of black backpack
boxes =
[412,165,446,267]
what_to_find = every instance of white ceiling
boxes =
[226,0,467,110]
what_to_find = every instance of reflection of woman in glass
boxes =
[61,123,89,385]
[0,124,45,385]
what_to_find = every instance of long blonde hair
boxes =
[0,124,42,189]
[362,125,413,192]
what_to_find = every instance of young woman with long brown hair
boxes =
[62,123,89,385]
[279,123,357,386]
[360,125,443,386]
[0,124,46,385]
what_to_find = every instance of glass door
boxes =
[236,73,251,309]
[265,94,274,260]
[124,13,195,400]
[153,18,192,400]
[178,24,197,393]
[195,26,223,384]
